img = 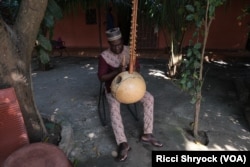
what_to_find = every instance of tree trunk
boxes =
[166,30,184,77]
[168,53,183,77]
[0,0,48,142]
[193,92,201,139]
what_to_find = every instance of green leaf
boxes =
[195,21,203,28]
[44,12,54,28]
[186,14,194,21]
[186,5,195,12]
[193,73,199,79]
[39,49,50,64]
[192,31,198,38]
[187,81,193,89]
[37,34,52,51]
[47,0,63,20]
[187,49,192,57]
[194,43,202,49]
[209,6,215,18]
[186,70,191,76]
[194,1,201,9]
[194,61,200,68]
[180,78,187,85]
[190,97,197,104]
[193,49,200,57]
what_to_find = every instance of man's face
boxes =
[109,38,123,54]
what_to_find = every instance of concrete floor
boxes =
[32,56,250,167]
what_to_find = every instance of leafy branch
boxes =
[179,0,226,141]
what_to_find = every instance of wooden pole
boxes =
[129,0,138,74]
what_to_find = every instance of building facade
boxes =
[53,0,250,53]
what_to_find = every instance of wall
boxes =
[53,1,250,51]
[53,8,109,49]
[206,0,250,50]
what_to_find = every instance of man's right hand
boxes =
[121,64,127,72]
[116,65,127,73]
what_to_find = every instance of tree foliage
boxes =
[36,0,63,64]
[142,0,194,77]
[179,0,226,141]
[180,0,225,101]
[143,0,193,53]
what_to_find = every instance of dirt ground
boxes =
[32,54,250,167]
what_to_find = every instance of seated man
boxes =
[97,27,163,162]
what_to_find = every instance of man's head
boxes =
[106,27,123,54]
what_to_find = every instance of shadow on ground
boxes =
[32,56,250,167]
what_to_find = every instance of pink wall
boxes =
[54,0,250,50]
[206,1,250,50]
[158,0,250,50]
[53,9,109,49]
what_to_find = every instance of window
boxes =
[86,9,97,24]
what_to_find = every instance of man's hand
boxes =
[116,64,127,73]
[121,55,127,72]
[121,64,127,72]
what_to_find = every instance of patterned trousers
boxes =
[105,91,154,145]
